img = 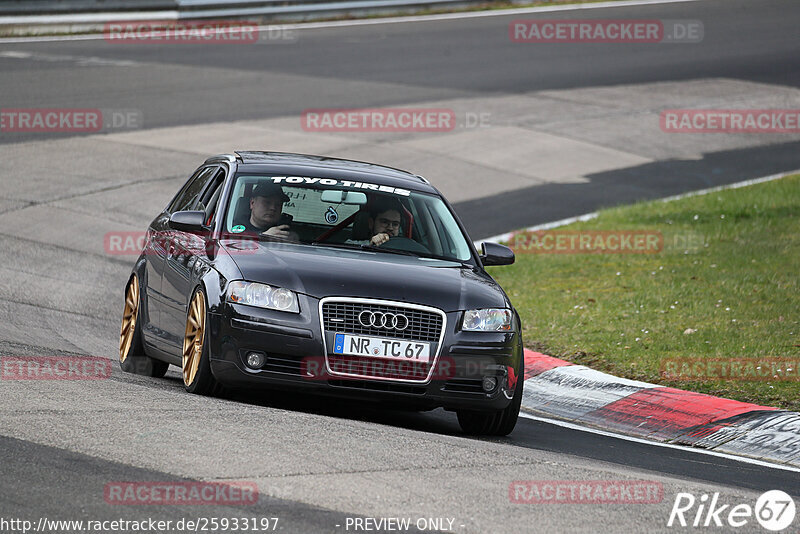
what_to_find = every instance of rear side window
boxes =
[169,166,218,213]
[200,169,227,224]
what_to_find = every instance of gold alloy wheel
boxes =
[182,291,206,386]
[119,276,139,363]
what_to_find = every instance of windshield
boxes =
[224,174,474,262]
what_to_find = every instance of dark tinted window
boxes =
[200,169,227,223]
[169,166,218,213]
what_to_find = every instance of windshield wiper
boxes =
[362,245,475,268]
[310,241,471,266]
[311,241,421,257]
[358,244,420,257]
[309,241,362,251]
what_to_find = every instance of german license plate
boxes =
[332,333,430,363]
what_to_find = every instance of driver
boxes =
[367,206,402,246]
[348,200,403,246]
[236,182,298,241]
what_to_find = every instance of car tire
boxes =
[119,275,170,378]
[182,287,221,396]
[456,367,523,436]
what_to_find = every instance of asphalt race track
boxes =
[1,0,799,532]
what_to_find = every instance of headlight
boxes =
[227,281,300,313]
[462,308,513,331]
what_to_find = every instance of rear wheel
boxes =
[119,275,169,377]
[457,369,523,436]
[182,288,221,396]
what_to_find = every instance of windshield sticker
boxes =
[269,176,411,196]
[325,206,339,224]
[231,224,246,233]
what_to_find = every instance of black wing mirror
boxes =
[168,210,207,232]
[480,242,515,266]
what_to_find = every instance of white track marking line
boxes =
[256,0,705,29]
[0,50,139,67]
[0,0,704,44]
[476,213,598,249]
[519,412,800,473]
[479,169,800,243]
[656,169,800,203]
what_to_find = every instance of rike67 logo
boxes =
[668,490,796,531]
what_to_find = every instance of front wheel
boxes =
[119,275,169,378]
[182,288,221,396]
[457,368,523,436]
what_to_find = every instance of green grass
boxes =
[489,175,800,410]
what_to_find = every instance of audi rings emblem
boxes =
[358,310,409,331]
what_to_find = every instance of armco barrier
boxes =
[0,1,178,14]
[0,0,481,20]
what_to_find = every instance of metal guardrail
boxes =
[0,1,178,14]
[179,0,334,6]
[0,0,478,17]
[178,0,472,18]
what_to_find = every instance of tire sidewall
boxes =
[120,275,145,373]
[184,287,217,395]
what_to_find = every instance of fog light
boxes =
[482,376,498,392]
[246,351,266,369]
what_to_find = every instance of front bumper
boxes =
[207,296,522,412]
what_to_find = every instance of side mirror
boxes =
[480,242,515,266]
[168,210,207,232]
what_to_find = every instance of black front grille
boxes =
[264,354,303,375]
[328,355,429,381]
[443,378,485,394]
[322,301,443,342]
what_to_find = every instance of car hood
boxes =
[221,240,508,312]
